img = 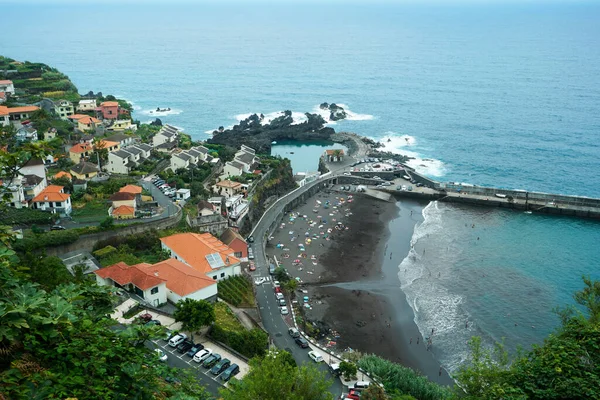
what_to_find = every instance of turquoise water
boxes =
[2,2,600,373]
[271,142,347,174]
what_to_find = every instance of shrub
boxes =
[14,230,80,252]
[0,208,54,226]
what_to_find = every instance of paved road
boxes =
[247,145,369,397]
[139,179,179,219]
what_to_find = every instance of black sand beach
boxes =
[266,189,453,385]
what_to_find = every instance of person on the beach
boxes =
[439,367,442,376]
[410,337,412,344]
[417,337,419,344]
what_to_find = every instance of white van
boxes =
[353,381,370,391]
[168,333,187,347]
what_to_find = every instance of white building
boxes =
[225,194,249,224]
[152,124,179,148]
[94,259,218,306]
[160,232,242,282]
[0,80,15,96]
[222,160,245,178]
[170,152,191,171]
[107,150,136,174]
[77,99,97,112]
[31,185,72,215]
[176,188,191,201]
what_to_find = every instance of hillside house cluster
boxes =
[94,232,245,305]
[221,144,258,179]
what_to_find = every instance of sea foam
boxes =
[140,108,183,117]
[376,132,447,177]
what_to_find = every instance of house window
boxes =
[151,287,159,295]
[212,275,217,280]
[234,252,242,258]
[220,273,225,278]
[55,202,62,207]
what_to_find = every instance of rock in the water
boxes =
[330,109,347,121]
[319,102,329,110]
[150,118,162,126]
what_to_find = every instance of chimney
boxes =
[44,195,48,201]
[154,271,159,277]
[225,256,230,265]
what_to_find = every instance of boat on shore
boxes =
[150,107,171,113]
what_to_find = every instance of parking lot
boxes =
[153,334,249,387]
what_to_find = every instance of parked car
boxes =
[50,225,66,231]
[154,180,165,186]
[155,349,168,362]
[280,306,289,315]
[275,286,282,293]
[248,262,256,271]
[288,327,300,338]
[373,176,382,180]
[176,340,195,354]
[279,298,286,306]
[275,292,284,300]
[202,353,222,368]
[308,350,323,363]
[295,337,309,348]
[210,358,231,375]
[246,236,254,243]
[145,319,161,326]
[220,363,240,382]
[138,313,153,323]
[168,333,187,347]
[329,362,341,375]
[186,343,205,357]
[343,172,351,176]
[192,348,212,363]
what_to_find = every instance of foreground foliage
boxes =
[455,276,600,400]
[220,349,333,400]
[0,233,209,399]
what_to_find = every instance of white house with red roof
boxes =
[31,185,72,215]
[94,258,218,306]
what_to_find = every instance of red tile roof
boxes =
[7,106,39,114]
[216,180,241,189]
[109,192,136,201]
[112,205,135,216]
[53,171,72,180]
[95,262,166,290]
[325,149,345,155]
[95,259,217,296]
[32,186,70,203]
[0,106,8,116]
[101,101,119,107]
[143,259,217,296]
[119,184,142,194]
[160,233,240,274]
[70,143,93,154]
[78,116,101,125]
[68,114,88,120]
[0,80,13,85]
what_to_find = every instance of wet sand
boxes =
[266,190,453,385]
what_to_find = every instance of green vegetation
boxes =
[241,157,297,235]
[135,123,161,143]
[358,355,452,400]
[12,229,80,252]
[220,349,333,400]
[217,275,255,307]
[339,360,358,381]
[71,198,110,223]
[0,207,54,226]
[202,143,237,162]
[0,228,210,399]
[93,230,170,267]
[211,302,268,359]
[174,298,216,341]
[454,275,600,400]
[0,56,79,104]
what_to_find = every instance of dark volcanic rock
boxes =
[208,110,335,154]
[150,118,162,126]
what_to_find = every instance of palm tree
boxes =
[332,149,343,162]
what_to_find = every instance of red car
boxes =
[248,262,256,271]
[275,287,282,293]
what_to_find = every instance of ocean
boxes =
[3,1,600,374]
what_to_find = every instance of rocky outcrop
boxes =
[320,102,348,121]
[208,110,335,153]
[149,118,162,126]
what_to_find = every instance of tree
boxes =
[273,267,290,283]
[362,384,388,400]
[283,278,298,295]
[173,298,215,340]
[18,253,73,291]
[99,216,114,230]
[220,349,333,400]
[339,360,358,381]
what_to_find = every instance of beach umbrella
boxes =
[303,296,309,302]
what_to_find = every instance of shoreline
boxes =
[268,188,453,385]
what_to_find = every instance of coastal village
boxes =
[1,56,599,400]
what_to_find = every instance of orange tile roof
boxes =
[7,106,39,114]
[0,80,13,85]
[160,233,240,274]
[109,192,136,201]
[0,106,8,116]
[101,101,119,107]
[119,184,142,194]
[53,171,72,180]
[325,149,345,155]
[97,140,119,149]
[69,143,93,153]
[32,186,70,203]
[78,116,101,125]
[95,262,166,291]
[112,205,135,216]
[142,259,217,296]
[216,180,241,189]
[45,185,64,193]
[68,114,88,120]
